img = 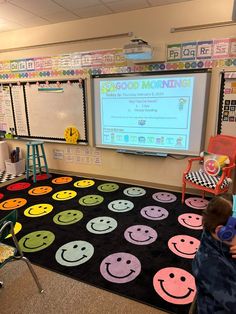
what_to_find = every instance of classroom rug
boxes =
[0,173,207,314]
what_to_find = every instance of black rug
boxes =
[0,173,208,314]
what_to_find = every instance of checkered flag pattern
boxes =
[0,171,23,183]
[185,169,230,189]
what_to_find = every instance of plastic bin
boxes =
[5,159,25,175]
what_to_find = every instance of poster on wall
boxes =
[218,72,236,136]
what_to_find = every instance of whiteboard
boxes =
[0,80,88,143]
[25,81,87,141]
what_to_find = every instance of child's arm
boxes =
[230,245,236,258]
[196,258,236,312]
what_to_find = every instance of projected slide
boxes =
[100,77,194,149]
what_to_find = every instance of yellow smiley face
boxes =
[24,203,53,217]
[52,190,77,201]
[6,222,22,238]
[52,177,73,184]
[74,180,95,188]
[0,198,27,210]
[28,186,53,196]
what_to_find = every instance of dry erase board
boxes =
[0,79,88,143]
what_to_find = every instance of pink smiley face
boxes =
[153,267,196,304]
[185,197,208,209]
[204,159,219,176]
[124,225,158,245]
[178,213,203,230]
[100,252,141,283]
[152,192,177,203]
[168,235,200,259]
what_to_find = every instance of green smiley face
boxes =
[19,230,55,252]
[53,210,83,225]
[78,195,104,206]
[97,183,119,192]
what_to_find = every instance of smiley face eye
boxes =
[181,239,185,242]
[73,245,78,249]
[169,273,174,278]
[145,230,149,233]
[43,236,47,239]
[81,247,86,251]
[188,216,192,218]
[126,260,131,264]
[36,234,41,237]
[117,257,122,262]
[190,241,194,244]
[180,276,186,282]
[137,228,141,231]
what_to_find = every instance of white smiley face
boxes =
[123,187,146,197]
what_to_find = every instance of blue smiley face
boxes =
[108,199,134,212]
[86,216,118,234]
[123,187,146,197]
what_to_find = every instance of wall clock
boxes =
[64,126,79,144]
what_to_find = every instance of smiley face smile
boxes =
[105,263,135,279]
[158,279,194,299]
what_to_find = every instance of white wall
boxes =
[1,0,236,190]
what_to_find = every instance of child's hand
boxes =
[230,245,236,258]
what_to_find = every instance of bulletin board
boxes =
[218,72,236,136]
[0,79,88,143]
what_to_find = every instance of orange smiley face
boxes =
[52,177,73,184]
[28,186,53,196]
[0,198,27,210]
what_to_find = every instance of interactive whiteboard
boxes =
[93,71,211,156]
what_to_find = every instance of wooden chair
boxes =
[182,135,236,203]
[0,210,43,292]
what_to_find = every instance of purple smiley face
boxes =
[185,197,209,209]
[100,252,141,283]
[124,225,158,245]
[152,192,177,203]
[178,213,203,230]
[140,206,169,221]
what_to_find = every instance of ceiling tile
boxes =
[74,5,112,18]
[43,11,80,23]
[8,0,67,15]
[0,2,41,22]
[54,0,102,10]
[105,0,149,13]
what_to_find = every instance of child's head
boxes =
[202,195,236,244]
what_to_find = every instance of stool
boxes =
[26,141,49,183]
